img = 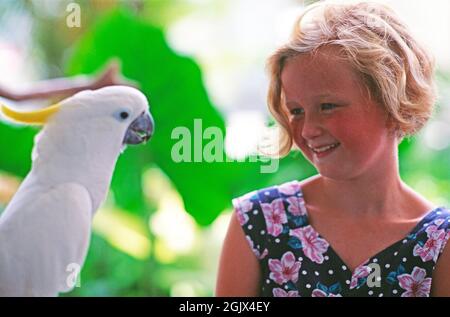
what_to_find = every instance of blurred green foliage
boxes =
[68,9,273,225]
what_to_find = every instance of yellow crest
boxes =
[0,103,61,125]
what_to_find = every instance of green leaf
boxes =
[0,122,36,177]
[67,9,277,225]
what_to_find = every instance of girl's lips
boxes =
[308,142,341,158]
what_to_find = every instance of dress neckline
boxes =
[294,180,442,276]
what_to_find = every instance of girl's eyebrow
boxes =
[285,100,302,108]
[286,93,334,106]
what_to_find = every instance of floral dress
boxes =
[232,180,450,297]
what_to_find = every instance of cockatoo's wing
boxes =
[0,182,92,296]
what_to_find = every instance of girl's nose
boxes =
[301,113,323,140]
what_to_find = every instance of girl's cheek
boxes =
[322,114,354,138]
[330,115,365,141]
[290,121,308,151]
[289,121,302,143]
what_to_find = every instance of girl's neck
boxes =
[311,155,433,221]
[321,174,403,217]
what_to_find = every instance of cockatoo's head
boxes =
[1,86,154,212]
[0,86,154,148]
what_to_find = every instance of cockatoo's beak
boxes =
[123,111,154,145]
[0,103,61,125]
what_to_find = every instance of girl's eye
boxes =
[321,103,338,111]
[290,108,304,116]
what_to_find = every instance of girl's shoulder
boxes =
[416,206,450,233]
[231,179,310,261]
[232,175,320,207]
[232,179,305,208]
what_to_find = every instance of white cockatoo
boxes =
[0,86,154,296]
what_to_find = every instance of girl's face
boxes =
[281,47,397,180]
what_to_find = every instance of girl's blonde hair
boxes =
[267,1,437,156]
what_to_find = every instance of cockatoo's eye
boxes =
[114,110,131,121]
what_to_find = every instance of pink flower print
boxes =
[236,196,253,213]
[261,199,287,237]
[426,224,441,235]
[398,267,432,297]
[350,264,371,289]
[258,249,269,260]
[413,225,448,262]
[234,197,253,226]
[273,288,300,297]
[236,211,249,226]
[278,181,300,196]
[286,196,306,216]
[289,226,329,264]
[269,251,302,285]
[245,236,268,260]
[311,289,342,297]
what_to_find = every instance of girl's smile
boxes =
[307,142,341,158]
